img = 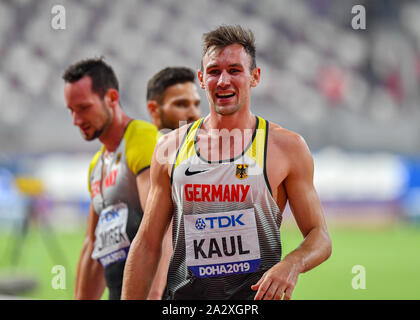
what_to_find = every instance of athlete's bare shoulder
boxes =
[158,124,191,151]
[266,122,313,178]
[153,123,192,170]
[268,122,309,154]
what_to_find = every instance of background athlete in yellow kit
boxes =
[122,25,331,300]
[63,58,162,300]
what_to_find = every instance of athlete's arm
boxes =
[252,131,332,300]
[136,168,173,300]
[147,221,173,299]
[136,168,150,211]
[122,137,174,299]
[74,203,106,299]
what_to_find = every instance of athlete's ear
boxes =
[105,88,119,107]
[147,100,161,128]
[197,69,205,89]
[250,67,261,88]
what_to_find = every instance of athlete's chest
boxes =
[194,130,255,163]
[90,143,135,210]
[91,153,123,195]
[172,155,265,206]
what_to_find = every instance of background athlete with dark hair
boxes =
[63,57,163,300]
[147,66,201,131]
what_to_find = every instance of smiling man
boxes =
[122,25,332,300]
[63,58,166,300]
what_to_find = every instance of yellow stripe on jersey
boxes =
[174,118,203,170]
[125,120,160,175]
[87,146,104,197]
[245,116,267,169]
[173,117,267,170]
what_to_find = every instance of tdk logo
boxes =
[195,218,206,230]
[100,209,120,225]
[195,214,245,231]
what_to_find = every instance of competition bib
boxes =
[91,203,130,267]
[184,208,261,278]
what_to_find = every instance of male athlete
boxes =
[147,66,201,131]
[122,25,332,300]
[63,58,162,300]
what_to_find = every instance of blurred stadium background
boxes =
[0,0,419,299]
